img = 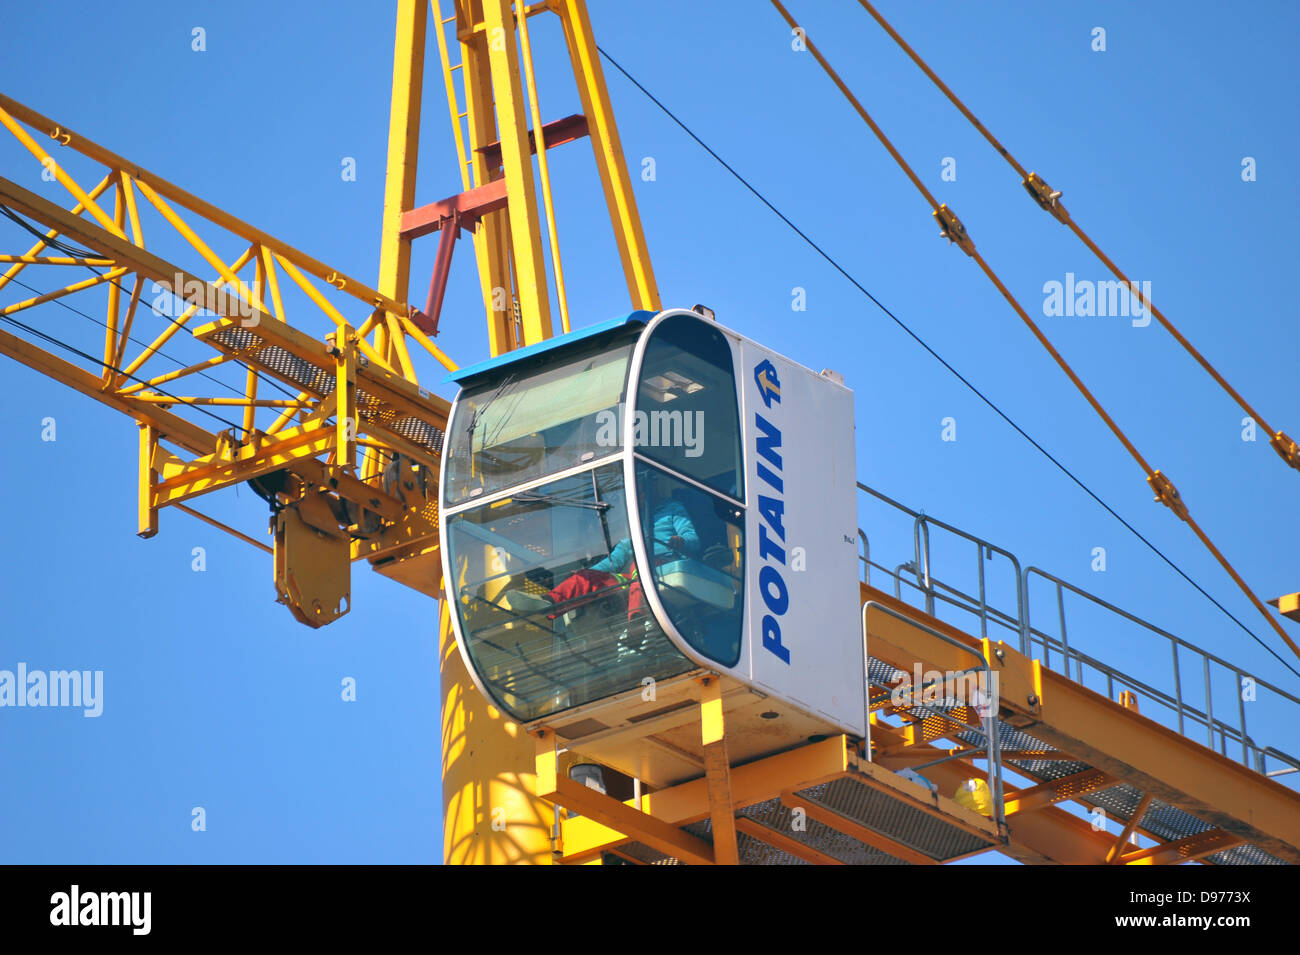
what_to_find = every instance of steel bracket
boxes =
[933,204,976,256]
[1022,172,1068,223]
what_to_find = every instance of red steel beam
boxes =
[477,113,589,168]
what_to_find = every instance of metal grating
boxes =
[997,729,1287,865]
[1078,782,1287,865]
[870,655,1284,865]
[867,657,903,686]
[796,777,992,861]
[208,328,446,456]
[598,789,935,867]
[737,796,909,865]
[996,735,1286,865]
[682,818,811,866]
[614,841,679,865]
[1004,757,1091,779]
[614,794,918,865]
[1209,844,1285,866]
[211,328,334,395]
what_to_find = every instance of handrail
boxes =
[1025,566,1300,707]
[1025,566,1300,768]
[862,600,1007,834]
[1023,620,1273,762]
[859,481,1026,650]
[916,515,1026,647]
[1260,746,1300,776]
[857,481,1300,781]
[861,602,872,764]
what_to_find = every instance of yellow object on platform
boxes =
[954,778,994,818]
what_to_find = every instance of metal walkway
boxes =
[546,483,1300,864]
[859,484,1300,780]
[860,483,1300,865]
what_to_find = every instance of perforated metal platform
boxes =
[869,652,1288,866]
[199,321,447,460]
[602,765,998,865]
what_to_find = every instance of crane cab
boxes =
[439,308,863,787]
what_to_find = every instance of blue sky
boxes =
[1,0,1297,863]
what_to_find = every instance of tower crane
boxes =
[1,0,1298,865]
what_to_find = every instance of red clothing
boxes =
[547,568,645,620]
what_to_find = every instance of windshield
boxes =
[445,462,693,722]
[444,331,638,505]
[635,458,745,667]
[634,314,743,500]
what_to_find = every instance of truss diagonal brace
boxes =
[1119,828,1242,866]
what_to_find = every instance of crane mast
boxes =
[0,0,658,864]
[379,0,665,864]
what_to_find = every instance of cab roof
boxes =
[442,311,653,385]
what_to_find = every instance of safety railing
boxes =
[858,484,1026,649]
[857,482,1300,781]
[1024,567,1300,776]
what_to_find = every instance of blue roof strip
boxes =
[442,310,654,384]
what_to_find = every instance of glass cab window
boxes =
[632,314,746,667]
[444,329,638,506]
[444,462,692,723]
[635,459,745,667]
[634,315,743,500]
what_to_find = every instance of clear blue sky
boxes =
[1,0,1297,863]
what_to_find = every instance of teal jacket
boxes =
[592,499,699,574]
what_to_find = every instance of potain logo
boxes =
[752,357,790,664]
